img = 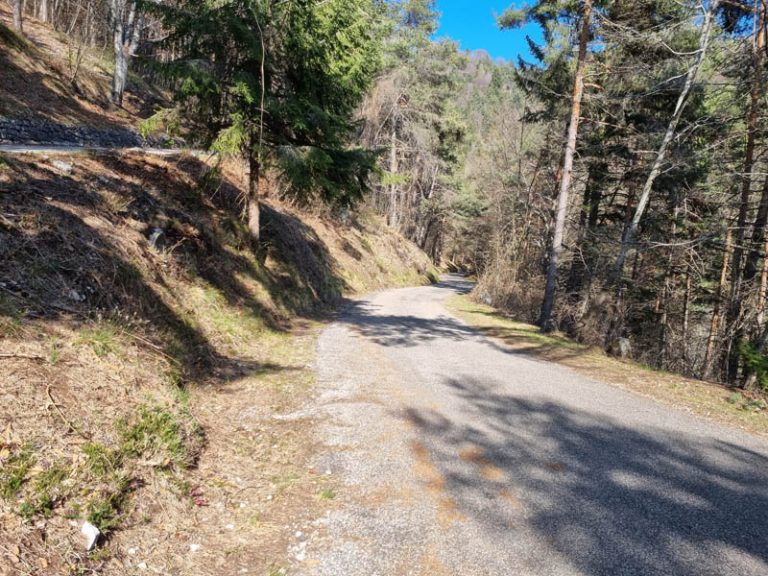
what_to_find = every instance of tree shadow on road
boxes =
[338,277,475,347]
[403,375,768,576]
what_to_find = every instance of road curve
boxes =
[299,275,768,576]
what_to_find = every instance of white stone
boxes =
[52,160,73,174]
[80,522,100,551]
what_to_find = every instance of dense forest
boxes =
[6,0,768,391]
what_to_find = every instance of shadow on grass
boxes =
[0,152,347,385]
[0,36,124,127]
[403,375,768,575]
[450,301,605,365]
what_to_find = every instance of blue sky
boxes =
[434,0,543,62]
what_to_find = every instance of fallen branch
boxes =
[46,384,91,440]
[0,353,45,361]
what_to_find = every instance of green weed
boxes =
[0,294,22,337]
[48,339,63,365]
[118,405,202,468]
[83,443,121,477]
[270,472,300,493]
[318,488,336,500]
[359,236,373,254]
[86,477,131,533]
[0,444,35,498]
[75,325,121,357]
[19,465,71,519]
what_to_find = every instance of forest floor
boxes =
[295,275,768,576]
[0,4,160,127]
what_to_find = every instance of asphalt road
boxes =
[300,275,768,576]
[0,144,208,156]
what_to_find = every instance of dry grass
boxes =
[445,295,768,437]
[0,150,435,575]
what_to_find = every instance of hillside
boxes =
[0,148,436,574]
[0,4,157,128]
[0,9,436,572]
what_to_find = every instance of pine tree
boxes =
[158,0,384,242]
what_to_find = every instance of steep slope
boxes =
[0,5,157,127]
[0,150,436,575]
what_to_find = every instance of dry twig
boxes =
[45,383,91,440]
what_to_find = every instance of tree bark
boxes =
[110,0,141,107]
[388,126,399,229]
[682,266,691,366]
[726,0,766,382]
[614,1,718,281]
[702,228,733,380]
[12,0,23,33]
[757,233,768,331]
[745,174,768,283]
[539,0,593,332]
[247,150,261,244]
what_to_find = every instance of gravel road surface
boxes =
[295,275,768,576]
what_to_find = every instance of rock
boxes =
[67,289,85,302]
[617,337,632,359]
[148,228,164,249]
[607,337,632,359]
[189,543,201,553]
[81,521,101,551]
[52,160,73,174]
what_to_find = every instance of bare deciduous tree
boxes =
[109,0,142,107]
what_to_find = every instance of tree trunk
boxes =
[38,0,48,22]
[614,0,718,281]
[744,170,768,284]
[757,233,768,332]
[566,161,604,297]
[12,0,23,33]
[539,0,593,332]
[247,151,261,244]
[682,267,691,366]
[110,0,141,108]
[111,45,129,106]
[388,126,398,229]
[658,204,680,369]
[726,0,766,382]
[702,228,733,380]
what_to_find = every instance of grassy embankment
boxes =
[0,152,435,574]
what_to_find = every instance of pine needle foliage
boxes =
[156,0,386,207]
